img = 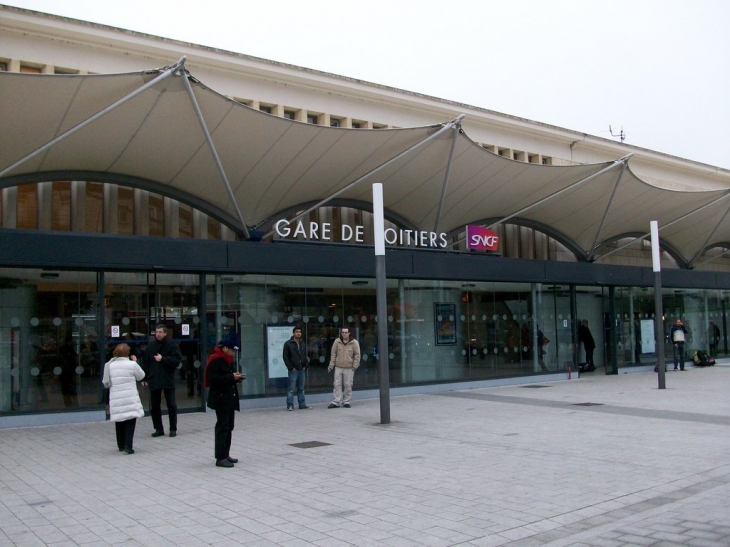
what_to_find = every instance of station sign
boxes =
[466,225,499,251]
[274,219,448,249]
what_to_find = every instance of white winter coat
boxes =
[103,357,145,422]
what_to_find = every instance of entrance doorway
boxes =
[103,272,203,413]
[575,286,606,372]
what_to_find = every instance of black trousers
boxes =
[585,347,595,365]
[115,418,137,450]
[150,388,177,433]
[214,407,235,460]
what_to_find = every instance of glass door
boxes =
[534,284,573,373]
[575,285,607,371]
[104,272,202,411]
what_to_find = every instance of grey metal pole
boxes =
[0,57,186,180]
[263,115,466,240]
[180,70,250,240]
[651,221,666,389]
[373,183,391,424]
[433,124,461,233]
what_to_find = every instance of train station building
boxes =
[1,5,729,427]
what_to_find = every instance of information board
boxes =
[266,325,292,379]
[640,319,656,354]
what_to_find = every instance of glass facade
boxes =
[206,276,574,399]
[0,269,203,416]
[2,267,729,419]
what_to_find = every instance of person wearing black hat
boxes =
[205,332,245,468]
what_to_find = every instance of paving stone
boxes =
[0,366,729,547]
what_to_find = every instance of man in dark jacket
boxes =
[205,333,244,468]
[283,326,311,411]
[141,324,182,437]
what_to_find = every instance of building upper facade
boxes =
[1,4,729,270]
[1,5,727,186]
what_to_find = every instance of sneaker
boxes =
[216,459,234,468]
[300,406,312,410]
[328,403,339,409]
[151,430,165,437]
[227,457,239,463]
[343,403,351,408]
[287,407,294,411]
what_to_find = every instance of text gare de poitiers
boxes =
[274,220,449,248]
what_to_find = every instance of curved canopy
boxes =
[1,58,728,266]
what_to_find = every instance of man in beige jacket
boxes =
[327,327,361,408]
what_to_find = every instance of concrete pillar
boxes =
[37,182,53,231]
[71,181,86,232]
[2,188,17,229]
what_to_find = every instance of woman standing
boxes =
[204,333,244,468]
[103,343,145,454]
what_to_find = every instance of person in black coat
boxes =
[205,333,244,468]
[283,326,311,410]
[578,320,596,367]
[140,324,183,437]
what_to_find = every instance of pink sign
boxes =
[466,226,499,251]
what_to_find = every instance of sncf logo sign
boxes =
[466,225,499,251]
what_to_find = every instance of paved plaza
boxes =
[1,364,729,547]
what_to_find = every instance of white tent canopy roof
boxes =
[1,58,728,266]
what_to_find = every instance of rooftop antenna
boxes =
[609,125,626,143]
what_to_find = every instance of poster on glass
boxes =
[434,303,456,345]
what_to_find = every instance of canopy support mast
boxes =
[693,246,730,268]
[486,155,633,233]
[263,114,466,240]
[585,161,628,261]
[433,122,461,233]
[180,67,251,240]
[0,57,186,180]
[594,191,730,263]
[687,203,730,268]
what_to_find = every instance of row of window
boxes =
[0,179,579,262]
[2,56,554,167]
[234,95,553,163]
[235,97,388,130]
[0,182,226,240]
[0,60,79,74]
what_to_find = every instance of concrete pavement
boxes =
[1,364,729,546]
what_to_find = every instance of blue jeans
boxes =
[673,343,685,370]
[287,369,306,408]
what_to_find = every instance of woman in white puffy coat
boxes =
[103,343,145,454]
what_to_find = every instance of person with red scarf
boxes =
[204,333,244,468]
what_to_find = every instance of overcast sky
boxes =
[5,0,729,168]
